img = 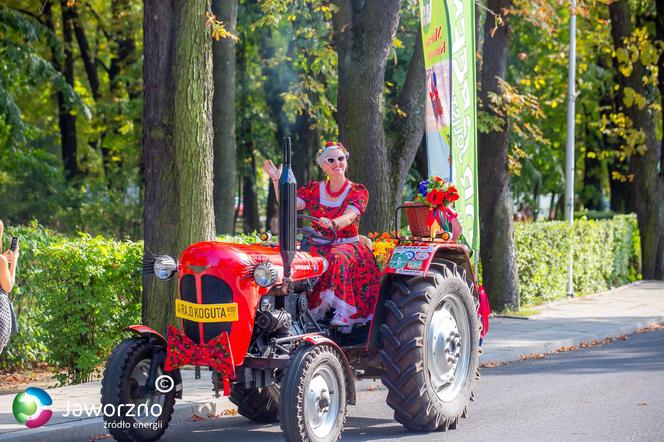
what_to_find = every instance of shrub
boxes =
[0,217,642,379]
[515,215,640,306]
[31,235,142,384]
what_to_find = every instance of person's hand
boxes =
[4,247,18,264]
[262,160,283,182]
[317,217,334,230]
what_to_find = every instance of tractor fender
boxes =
[368,244,477,353]
[125,325,166,344]
[301,335,357,405]
[124,325,183,399]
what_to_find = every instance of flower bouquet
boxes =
[368,232,398,270]
[405,176,461,239]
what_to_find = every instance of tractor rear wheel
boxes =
[379,258,480,431]
[229,384,280,423]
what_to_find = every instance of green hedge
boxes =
[0,217,641,381]
[0,223,142,385]
[515,215,640,306]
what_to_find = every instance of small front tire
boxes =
[280,344,348,442]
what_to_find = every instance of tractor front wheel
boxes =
[380,259,480,431]
[101,338,175,442]
[280,344,348,442]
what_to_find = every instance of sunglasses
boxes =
[325,156,347,164]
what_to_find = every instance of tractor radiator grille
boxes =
[201,275,233,342]
[179,275,199,343]
[179,274,234,345]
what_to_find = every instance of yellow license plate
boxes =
[175,299,239,323]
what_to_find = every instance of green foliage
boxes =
[0,5,90,145]
[3,230,143,384]
[0,1,143,239]
[515,215,641,306]
[37,235,142,384]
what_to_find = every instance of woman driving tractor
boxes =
[263,141,380,332]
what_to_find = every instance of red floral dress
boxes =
[297,181,380,328]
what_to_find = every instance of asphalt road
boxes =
[161,329,664,442]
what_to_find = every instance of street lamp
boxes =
[565,0,577,297]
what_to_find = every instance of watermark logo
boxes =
[13,387,53,428]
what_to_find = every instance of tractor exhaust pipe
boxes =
[279,137,297,294]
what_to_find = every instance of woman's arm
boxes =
[318,207,358,230]
[270,178,306,210]
[0,255,12,293]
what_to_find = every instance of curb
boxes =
[481,315,664,365]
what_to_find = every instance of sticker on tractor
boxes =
[385,245,435,275]
[388,253,409,269]
[407,260,423,270]
[175,299,239,323]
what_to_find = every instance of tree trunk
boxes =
[333,0,402,232]
[212,0,238,234]
[69,5,100,100]
[609,0,664,279]
[242,156,260,233]
[478,0,520,310]
[52,1,79,181]
[143,0,215,334]
[389,35,425,214]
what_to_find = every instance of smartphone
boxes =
[10,237,18,252]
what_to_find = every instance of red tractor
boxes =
[101,139,485,442]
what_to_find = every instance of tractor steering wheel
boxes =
[297,214,337,249]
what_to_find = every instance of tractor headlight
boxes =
[253,262,278,287]
[154,255,177,280]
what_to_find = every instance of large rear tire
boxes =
[379,259,480,431]
[229,383,280,423]
[101,338,175,441]
[280,344,348,442]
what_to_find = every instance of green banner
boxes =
[419,0,479,254]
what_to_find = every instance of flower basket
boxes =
[407,176,464,241]
[404,202,440,237]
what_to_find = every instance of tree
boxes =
[143,0,215,333]
[608,0,664,279]
[212,0,238,234]
[478,0,520,310]
[332,0,425,232]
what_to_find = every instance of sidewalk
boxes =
[1,280,662,441]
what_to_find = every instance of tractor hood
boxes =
[179,241,327,289]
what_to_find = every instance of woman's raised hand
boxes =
[262,160,283,182]
[3,247,18,264]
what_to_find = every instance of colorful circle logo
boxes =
[12,387,53,428]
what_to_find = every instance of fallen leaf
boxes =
[520,353,546,360]
[637,401,649,406]
[89,435,112,441]
[190,415,206,422]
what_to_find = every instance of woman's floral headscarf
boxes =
[315,141,349,167]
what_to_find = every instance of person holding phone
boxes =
[0,220,20,353]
